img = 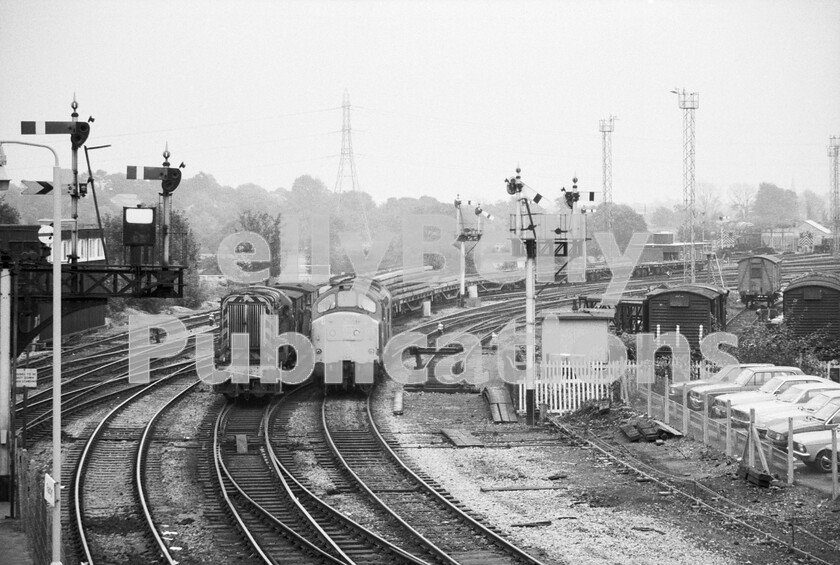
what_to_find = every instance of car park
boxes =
[792,429,840,473]
[667,363,772,400]
[688,366,804,412]
[729,381,840,431]
[766,398,840,448]
[708,374,822,418]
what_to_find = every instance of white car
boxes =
[668,363,772,400]
[709,374,824,419]
[729,381,840,430]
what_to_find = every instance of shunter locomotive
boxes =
[214,283,315,399]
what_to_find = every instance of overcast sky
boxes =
[1,0,838,210]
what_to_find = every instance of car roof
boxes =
[773,374,823,383]
[785,381,837,392]
[743,366,803,374]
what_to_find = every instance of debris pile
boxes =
[620,418,683,443]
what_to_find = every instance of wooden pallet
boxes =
[441,428,485,447]
[483,386,518,423]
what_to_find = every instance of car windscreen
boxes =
[734,369,757,385]
[813,400,840,421]
[777,387,802,402]
[803,393,833,411]
[759,376,785,394]
[712,366,740,382]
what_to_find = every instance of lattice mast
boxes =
[334,89,370,242]
[829,136,840,257]
[334,89,360,194]
[673,89,699,283]
[599,115,616,232]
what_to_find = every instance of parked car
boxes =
[766,397,840,448]
[687,366,804,412]
[668,363,772,400]
[792,429,840,473]
[709,374,822,418]
[729,381,840,430]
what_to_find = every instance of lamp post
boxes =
[0,140,63,564]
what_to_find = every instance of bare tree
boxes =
[728,183,756,220]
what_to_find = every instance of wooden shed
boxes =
[644,284,728,349]
[783,273,840,340]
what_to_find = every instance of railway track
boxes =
[68,365,200,565]
[323,391,554,565]
[212,398,429,565]
[270,386,450,564]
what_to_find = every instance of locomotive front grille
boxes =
[228,302,262,350]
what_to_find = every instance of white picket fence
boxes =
[521,358,840,415]
[518,357,618,414]
[520,358,716,414]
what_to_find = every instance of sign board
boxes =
[38,224,53,245]
[44,473,56,506]
[16,368,37,388]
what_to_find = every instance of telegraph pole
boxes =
[829,136,839,257]
[599,116,616,232]
[672,89,698,282]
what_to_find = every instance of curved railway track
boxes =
[212,398,431,565]
[323,392,554,565]
[212,401,345,564]
[270,386,451,565]
[69,365,200,565]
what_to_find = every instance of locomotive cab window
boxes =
[669,294,690,307]
[337,291,357,308]
[316,294,336,313]
[803,288,822,300]
[358,295,376,313]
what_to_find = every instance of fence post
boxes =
[787,418,795,485]
[748,409,756,469]
[725,400,732,457]
[832,428,838,501]
[702,392,709,445]
[663,387,670,425]
[682,387,689,436]
[646,380,652,417]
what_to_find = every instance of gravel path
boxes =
[373,380,742,565]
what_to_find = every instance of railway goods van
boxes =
[783,273,840,341]
[311,277,392,391]
[737,255,782,308]
[644,284,728,349]
[215,283,316,398]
